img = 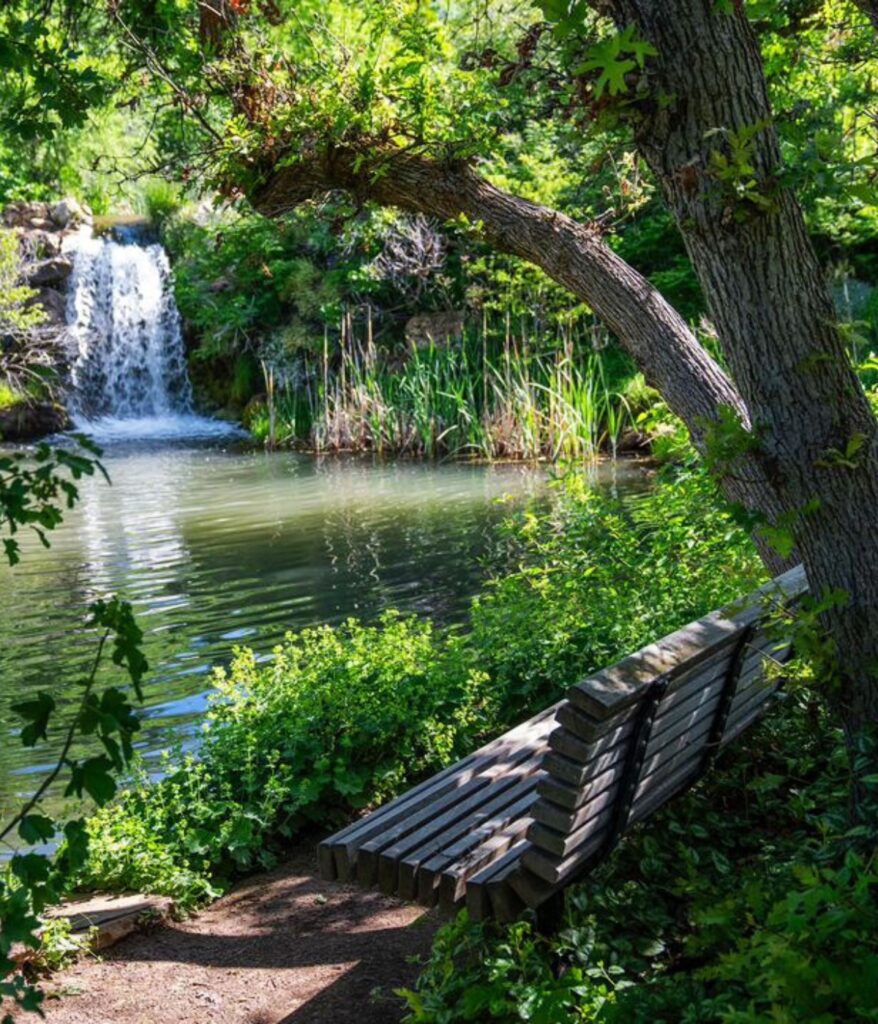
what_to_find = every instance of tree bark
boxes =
[251,149,791,570]
[603,0,878,751]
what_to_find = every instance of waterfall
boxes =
[65,229,235,440]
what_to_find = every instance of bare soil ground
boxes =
[40,846,438,1024]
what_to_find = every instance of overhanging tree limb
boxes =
[252,148,740,437]
[250,146,791,555]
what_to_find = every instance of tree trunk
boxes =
[605,0,878,753]
[251,150,791,570]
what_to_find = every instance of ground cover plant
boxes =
[78,469,762,905]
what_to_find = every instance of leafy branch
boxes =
[0,441,148,1023]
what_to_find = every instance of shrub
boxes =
[79,470,762,906]
[81,614,491,901]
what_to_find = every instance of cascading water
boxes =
[65,228,236,440]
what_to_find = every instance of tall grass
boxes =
[250,316,639,460]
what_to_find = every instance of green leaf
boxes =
[17,814,56,845]
[11,692,56,747]
[58,819,90,872]
[65,755,117,805]
[10,852,51,886]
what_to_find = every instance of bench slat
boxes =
[436,809,536,910]
[375,748,548,895]
[417,788,540,906]
[465,841,531,921]
[396,769,543,901]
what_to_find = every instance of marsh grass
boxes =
[250,322,640,460]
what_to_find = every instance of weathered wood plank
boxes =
[417,788,540,906]
[565,567,805,720]
[720,691,782,748]
[352,719,554,886]
[399,775,541,902]
[528,781,621,856]
[548,715,637,765]
[466,842,531,921]
[376,753,545,895]
[557,652,731,754]
[326,759,496,882]
[520,808,613,884]
[435,810,535,910]
[536,677,726,817]
[354,775,492,888]
[489,867,528,923]
[320,698,564,880]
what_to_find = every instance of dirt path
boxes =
[40,847,438,1024]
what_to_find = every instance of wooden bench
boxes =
[318,566,806,923]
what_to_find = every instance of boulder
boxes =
[404,310,465,349]
[29,287,68,326]
[615,429,651,455]
[2,201,50,229]
[27,255,74,287]
[21,229,62,259]
[51,197,90,229]
[0,400,70,442]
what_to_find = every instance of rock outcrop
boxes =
[3,198,92,232]
[27,254,74,288]
[1,198,88,440]
[0,399,70,441]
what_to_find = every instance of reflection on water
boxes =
[0,439,647,810]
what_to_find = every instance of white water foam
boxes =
[72,414,243,443]
[64,229,240,441]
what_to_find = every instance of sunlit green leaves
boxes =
[0,6,113,141]
[1,439,147,1023]
[90,597,149,695]
[0,437,106,567]
[574,26,657,99]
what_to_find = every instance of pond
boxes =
[0,435,648,812]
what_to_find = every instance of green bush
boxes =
[81,614,490,901]
[78,470,761,906]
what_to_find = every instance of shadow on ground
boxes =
[42,846,439,1024]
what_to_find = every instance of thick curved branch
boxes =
[250,148,793,570]
[252,148,742,443]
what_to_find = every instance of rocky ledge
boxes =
[0,399,70,442]
[0,198,89,441]
[3,197,92,329]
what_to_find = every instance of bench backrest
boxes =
[512,566,807,904]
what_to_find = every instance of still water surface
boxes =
[0,437,644,810]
